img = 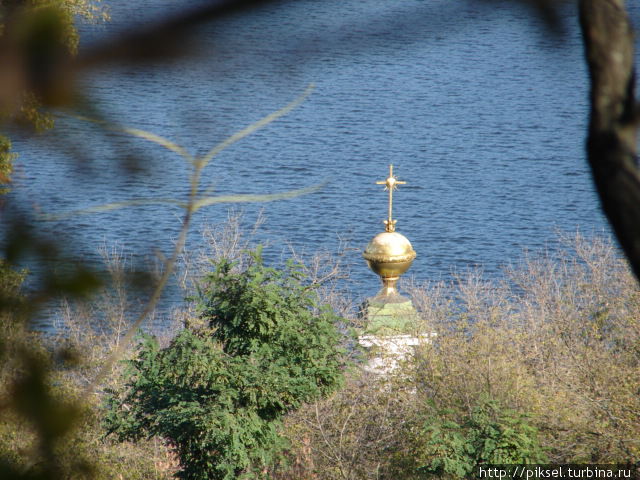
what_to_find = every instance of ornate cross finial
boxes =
[376,164,406,233]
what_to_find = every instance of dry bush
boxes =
[39,244,177,479]
[278,233,639,480]
[409,232,640,463]
[178,210,265,291]
[53,243,160,387]
[1,267,176,479]
[277,370,417,480]
[286,237,358,324]
[38,224,639,478]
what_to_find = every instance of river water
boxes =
[7,0,634,328]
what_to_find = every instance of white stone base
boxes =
[358,332,437,375]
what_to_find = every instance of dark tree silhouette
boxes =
[579,0,640,281]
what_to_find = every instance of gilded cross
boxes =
[376,164,406,233]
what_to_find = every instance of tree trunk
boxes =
[579,0,640,281]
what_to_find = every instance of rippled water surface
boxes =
[8,0,633,327]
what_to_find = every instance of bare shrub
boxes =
[410,232,640,463]
[178,209,265,291]
[277,370,417,480]
[278,233,640,480]
[53,243,148,387]
[286,236,358,323]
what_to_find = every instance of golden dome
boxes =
[363,165,416,299]
[363,231,416,279]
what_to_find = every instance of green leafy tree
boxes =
[412,399,547,479]
[0,0,108,192]
[105,248,346,480]
[0,136,17,194]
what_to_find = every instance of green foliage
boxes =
[0,0,108,193]
[0,135,17,194]
[406,234,640,463]
[105,248,346,480]
[0,258,88,479]
[0,256,174,480]
[0,362,175,480]
[413,399,547,479]
[0,258,26,300]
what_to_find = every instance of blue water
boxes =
[6,0,629,328]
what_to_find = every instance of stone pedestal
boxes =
[358,294,436,375]
[361,294,418,335]
[358,332,437,374]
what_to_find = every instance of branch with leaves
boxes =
[77,84,321,394]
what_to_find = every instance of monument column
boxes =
[362,164,417,335]
[360,165,435,374]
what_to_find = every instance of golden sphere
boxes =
[363,231,416,278]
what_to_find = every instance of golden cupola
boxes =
[363,165,416,299]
